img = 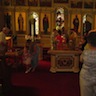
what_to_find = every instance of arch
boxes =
[83,14,92,36]
[55,8,64,30]
[29,12,39,36]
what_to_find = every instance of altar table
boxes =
[48,50,82,73]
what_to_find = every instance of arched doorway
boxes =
[56,8,64,30]
[29,12,39,37]
[83,14,92,36]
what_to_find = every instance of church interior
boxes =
[0,0,96,96]
[0,0,96,48]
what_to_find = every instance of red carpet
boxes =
[10,60,80,96]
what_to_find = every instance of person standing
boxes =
[0,27,11,95]
[50,29,58,50]
[80,31,96,96]
[69,29,78,50]
[43,14,49,34]
[0,27,9,55]
[22,45,32,73]
[78,36,87,51]
[55,30,64,50]
[29,41,40,72]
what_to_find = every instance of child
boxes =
[22,45,32,73]
[29,41,40,72]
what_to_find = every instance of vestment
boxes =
[50,30,57,50]
[80,50,96,96]
[55,35,64,50]
[69,31,78,49]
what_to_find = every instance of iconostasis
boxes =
[1,0,96,36]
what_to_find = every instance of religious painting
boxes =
[28,0,38,6]
[40,0,52,7]
[54,0,68,3]
[40,13,51,34]
[56,8,64,30]
[15,0,25,6]
[71,14,81,35]
[4,12,11,29]
[3,0,12,6]
[15,12,26,34]
[84,1,93,8]
[71,0,82,8]
[4,12,12,35]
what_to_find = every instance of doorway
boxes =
[29,12,39,36]
[56,8,64,30]
[83,14,92,36]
